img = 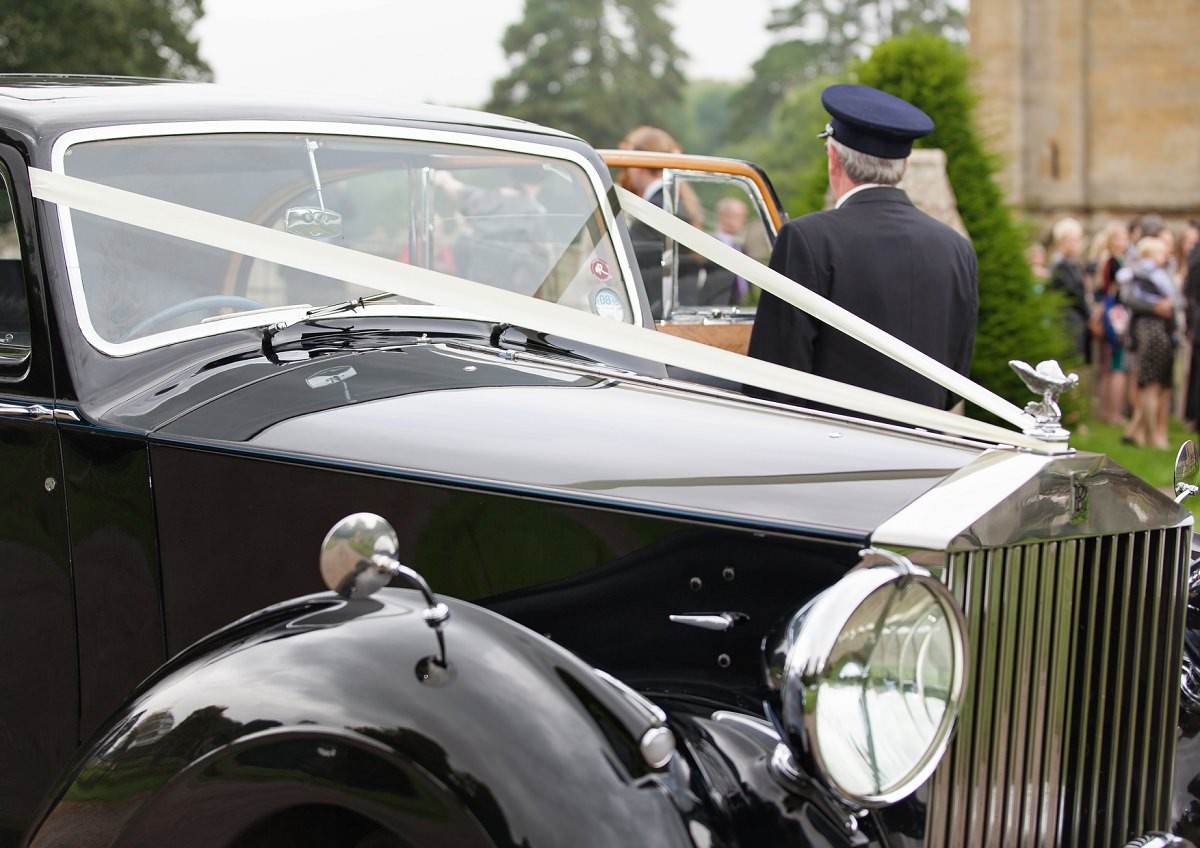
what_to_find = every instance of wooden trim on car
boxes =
[598,150,784,230]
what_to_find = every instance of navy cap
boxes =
[818,84,934,159]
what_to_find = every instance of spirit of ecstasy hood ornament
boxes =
[1009,359,1079,442]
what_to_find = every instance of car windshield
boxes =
[57,128,636,352]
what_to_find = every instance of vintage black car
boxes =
[0,75,1197,848]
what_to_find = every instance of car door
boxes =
[600,150,785,354]
[0,147,77,843]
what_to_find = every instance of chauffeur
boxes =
[747,84,978,411]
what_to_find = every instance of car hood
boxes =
[148,343,984,539]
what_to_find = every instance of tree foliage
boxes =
[770,0,967,55]
[730,0,965,142]
[0,0,211,80]
[672,79,740,155]
[853,32,1072,415]
[724,75,832,214]
[486,0,686,149]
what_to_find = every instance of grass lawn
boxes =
[1068,413,1198,517]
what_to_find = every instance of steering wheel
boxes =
[123,295,267,341]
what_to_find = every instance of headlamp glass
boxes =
[813,575,961,800]
[774,555,967,806]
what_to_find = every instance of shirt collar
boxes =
[642,177,664,202]
[835,183,887,209]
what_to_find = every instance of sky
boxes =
[193,0,778,109]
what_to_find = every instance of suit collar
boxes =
[837,185,912,208]
[835,183,885,207]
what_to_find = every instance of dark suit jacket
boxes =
[629,186,706,318]
[747,186,978,411]
[629,187,667,318]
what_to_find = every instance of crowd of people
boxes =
[1043,213,1200,448]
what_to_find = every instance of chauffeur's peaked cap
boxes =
[820,84,934,160]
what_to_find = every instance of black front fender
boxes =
[25,591,698,848]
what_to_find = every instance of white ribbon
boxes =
[29,167,1049,449]
[616,186,1033,432]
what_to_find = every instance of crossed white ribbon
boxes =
[30,167,1049,450]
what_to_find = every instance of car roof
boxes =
[0,75,574,151]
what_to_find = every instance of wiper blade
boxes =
[303,291,397,320]
[261,292,399,359]
[491,324,666,377]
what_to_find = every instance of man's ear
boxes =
[826,145,840,176]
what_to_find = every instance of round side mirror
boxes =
[1175,441,1199,503]
[319,513,453,676]
[320,512,399,598]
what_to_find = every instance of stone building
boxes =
[967,0,1200,232]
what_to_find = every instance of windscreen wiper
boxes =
[490,323,666,377]
[304,291,400,321]
[261,292,399,362]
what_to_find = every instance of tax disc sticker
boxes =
[590,287,626,322]
[589,258,611,281]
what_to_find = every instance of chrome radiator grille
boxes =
[925,528,1190,848]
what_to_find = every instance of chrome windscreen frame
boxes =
[47,121,645,358]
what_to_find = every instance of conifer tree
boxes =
[730,0,964,142]
[856,32,1071,413]
[487,0,686,148]
[0,0,211,80]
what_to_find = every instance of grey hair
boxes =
[1051,216,1083,245]
[715,196,747,214]
[829,137,906,185]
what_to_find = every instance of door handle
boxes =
[668,612,748,632]
[0,403,79,422]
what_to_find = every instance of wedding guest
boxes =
[701,197,750,305]
[1183,221,1200,428]
[1047,216,1089,363]
[1119,235,1181,448]
[1090,222,1130,424]
[616,125,704,317]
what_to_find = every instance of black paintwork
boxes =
[27,592,699,848]
[0,76,1189,848]
[0,77,923,847]
[27,589,889,848]
[147,340,976,532]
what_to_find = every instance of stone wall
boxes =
[899,149,969,237]
[968,0,1200,231]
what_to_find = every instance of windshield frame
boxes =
[50,120,643,357]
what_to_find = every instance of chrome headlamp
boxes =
[765,549,968,806]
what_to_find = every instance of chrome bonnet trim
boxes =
[873,449,1193,552]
